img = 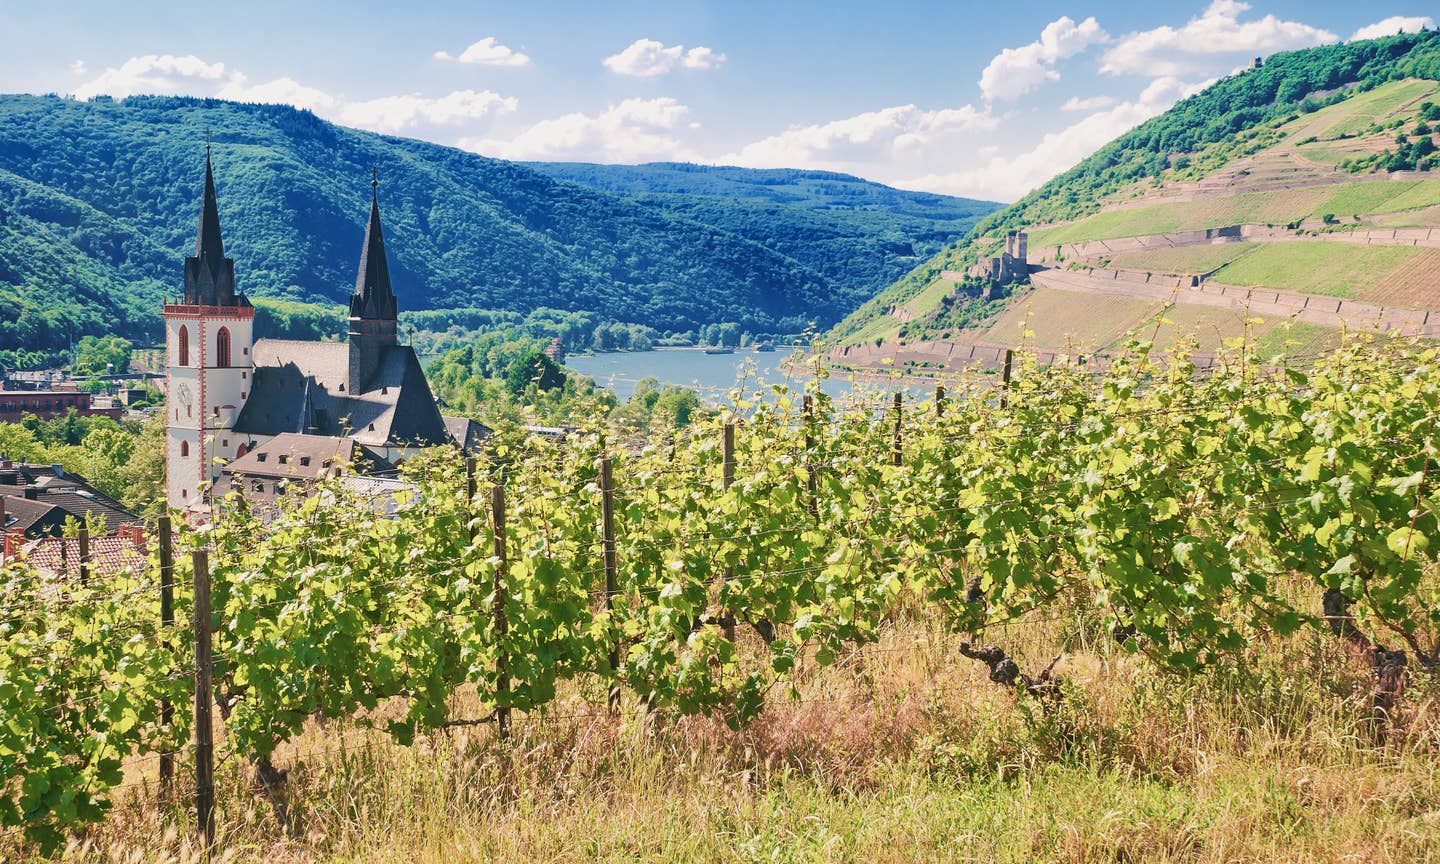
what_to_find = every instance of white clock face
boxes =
[176,383,193,407]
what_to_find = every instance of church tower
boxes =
[164,146,254,513]
[347,173,399,393]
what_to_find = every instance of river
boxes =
[565,347,944,404]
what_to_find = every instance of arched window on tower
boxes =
[216,327,231,368]
[180,440,190,458]
[178,326,190,367]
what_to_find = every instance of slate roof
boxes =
[233,342,451,449]
[220,433,394,481]
[0,464,141,537]
[443,415,493,453]
[181,150,246,307]
[351,187,398,321]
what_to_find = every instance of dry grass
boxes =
[19,611,1440,863]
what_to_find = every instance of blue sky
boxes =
[0,1,1435,201]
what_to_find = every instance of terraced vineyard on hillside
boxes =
[832,33,1440,371]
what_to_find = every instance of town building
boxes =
[0,460,141,541]
[214,432,394,515]
[164,151,460,513]
[0,384,123,423]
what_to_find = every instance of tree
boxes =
[504,349,566,397]
[71,335,132,378]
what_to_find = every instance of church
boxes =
[164,150,456,513]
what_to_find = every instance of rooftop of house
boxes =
[220,433,395,481]
[0,461,140,537]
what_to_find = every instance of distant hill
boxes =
[832,30,1440,366]
[527,162,999,304]
[0,95,997,366]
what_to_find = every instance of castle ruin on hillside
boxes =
[966,230,1029,293]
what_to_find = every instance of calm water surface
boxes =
[566,347,939,404]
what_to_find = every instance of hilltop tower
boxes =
[347,174,399,393]
[164,147,254,512]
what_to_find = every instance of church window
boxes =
[180,440,189,457]
[216,327,231,368]
[178,326,190,367]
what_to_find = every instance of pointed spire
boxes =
[351,169,397,321]
[195,146,225,274]
[182,140,241,306]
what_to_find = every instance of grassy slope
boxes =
[1104,242,1256,274]
[832,31,1440,348]
[64,614,1440,862]
[1211,243,1419,298]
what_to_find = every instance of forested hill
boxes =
[0,95,995,364]
[832,29,1440,348]
[527,162,999,303]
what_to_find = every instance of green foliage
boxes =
[4,337,1440,851]
[504,349,566,397]
[0,412,165,515]
[70,335,131,377]
[530,162,1000,312]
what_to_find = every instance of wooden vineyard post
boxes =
[77,523,90,585]
[158,516,175,790]
[891,391,904,467]
[465,457,478,542]
[935,384,946,418]
[803,395,818,517]
[600,457,620,714]
[721,423,736,643]
[191,549,216,848]
[1001,349,1014,410]
[491,484,511,739]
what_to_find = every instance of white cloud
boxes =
[339,90,517,134]
[73,54,227,100]
[1061,94,1117,112]
[979,16,1108,102]
[216,75,338,113]
[1101,1,1335,77]
[73,54,517,136]
[602,39,726,77]
[725,104,996,172]
[69,60,86,76]
[909,77,1209,201]
[465,97,700,162]
[434,37,531,67]
[1349,16,1434,42]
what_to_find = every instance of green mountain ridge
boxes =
[832,29,1440,349]
[0,95,998,365]
[527,162,998,310]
